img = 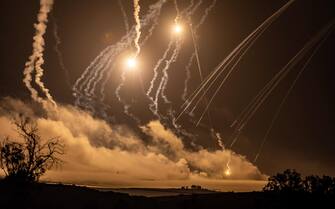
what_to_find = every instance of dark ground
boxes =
[0,182,333,209]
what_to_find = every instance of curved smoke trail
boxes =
[72,0,167,114]
[118,0,130,33]
[133,0,141,56]
[52,14,71,88]
[23,0,56,108]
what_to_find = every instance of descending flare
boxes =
[125,57,138,70]
[173,23,183,34]
[225,169,231,176]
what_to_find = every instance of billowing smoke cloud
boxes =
[0,98,266,187]
[23,0,56,108]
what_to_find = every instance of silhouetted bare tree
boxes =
[0,115,64,182]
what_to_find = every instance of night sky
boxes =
[1,0,334,179]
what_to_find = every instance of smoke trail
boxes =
[72,0,167,112]
[181,53,195,101]
[146,0,203,123]
[174,0,180,16]
[72,3,136,103]
[160,38,183,103]
[115,71,141,123]
[194,0,217,31]
[23,0,56,107]
[253,26,334,163]
[193,14,278,124]
[156,0,203,105]
[133,0,141,56]
[229,20,334,149]
[149,75,165,118]
[146,39,174,99]
[225,157,231,176]
[176,0,295,122]
[99,0,166,99]
[237,21,334,133]
[188,0,202,16]
[115,71,126,104]
[181,0,216,101]
[213,130,231,177]
[194,23,269,126]
[118,0,130,33]
[52,14,71,88]
[147,38,180,117]
[96,0,167,120]
[215,131,225,150]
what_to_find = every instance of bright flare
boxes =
[125,57,138,69]
[225,169,231,176]
[173,24,182,34]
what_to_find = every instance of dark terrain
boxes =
[0,182,333,209]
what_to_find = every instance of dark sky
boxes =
[0,0,334,177]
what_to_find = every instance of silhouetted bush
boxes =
[264,169,335,195]
[303,175,335,195]
[0,115,64,183]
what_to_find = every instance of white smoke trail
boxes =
[237,22,334,132]
[182,53,195,101]
[72,0,167,113]
[149,75,165,118]
[216,132,225,150]
[213,130,231,177]
[193,13,280,123]
[147,38,180,118]
[95,1,167,120]
[115,71,141,123]
[230,20,334,149]
[115,71,126,104]
[181,0,216,102]
[176,0,295,122]
[73,0,163,104]
[194,0,217,31]
[118,0,130,33]
[146,40,174,102]
[145,0,204,128]
[194,23,270,126]
[174,0,180,17]
[252,24,334,163]
[100,1,166,99]
[225,157,231,176]
[23,0,56,108]
[188,0,202,16]
[149,0,202,105]
[160,38,183,103]
[52,15,71,88]
[133,0,141,56]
